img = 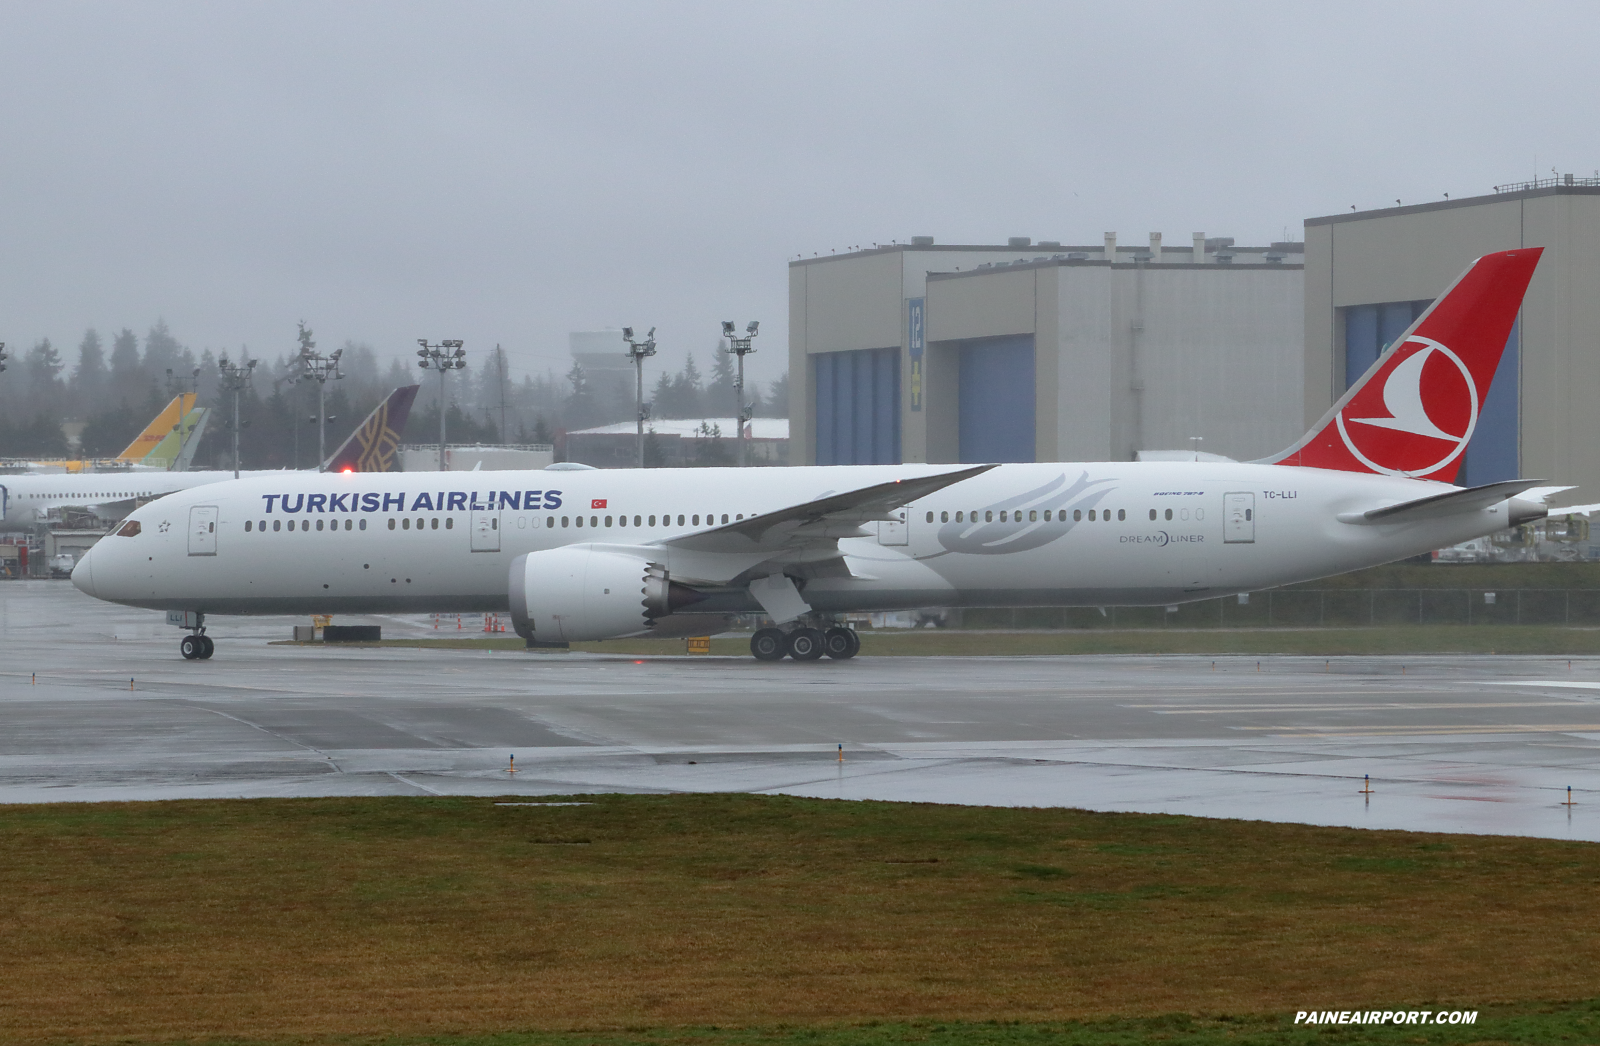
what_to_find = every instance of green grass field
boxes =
[4,795,1600,1045]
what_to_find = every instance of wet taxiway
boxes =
[3,580,1599,840]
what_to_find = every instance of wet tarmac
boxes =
[3,579,1599,841]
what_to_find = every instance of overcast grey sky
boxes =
[1,2,1595,388]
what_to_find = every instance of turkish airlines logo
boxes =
[1335,336,1478,477]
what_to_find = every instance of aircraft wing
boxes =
[1337,479,1547,526]
[649,464,994,584]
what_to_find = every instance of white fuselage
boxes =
[73,462,1518,618]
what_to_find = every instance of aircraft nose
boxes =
[71,549,96,598]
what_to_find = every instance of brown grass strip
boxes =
[0,795,1597,1043]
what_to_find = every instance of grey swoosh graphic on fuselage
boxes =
[921,471,1119,557]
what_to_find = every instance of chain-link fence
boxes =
[957,589,1600,630]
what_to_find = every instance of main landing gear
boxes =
[172,610,214,660]
[750,624,859,662]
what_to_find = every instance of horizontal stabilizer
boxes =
[1547,502,1600,517]
[1337,479,1547,526]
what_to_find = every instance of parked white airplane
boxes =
[75,250,1552,661]
[0,386,419,532]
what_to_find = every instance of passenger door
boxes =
[188,505,219,556]
[878,508,909,546]
[1223,493,1255,544]
[470,509,501,552]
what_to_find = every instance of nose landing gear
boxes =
[171,610,214,660]
[748,622,860,662]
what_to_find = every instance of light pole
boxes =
[416,339,466,471]
[721,320,759,466]
[291,323,343,472]
[217,350,257,478]
[622,326,656,469]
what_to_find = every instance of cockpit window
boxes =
[115,520,141,537]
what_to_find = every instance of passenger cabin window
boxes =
[245,520,253,532]
[985,510,993,522]
[1118,509,1126,521]
[1165,508,1173,520]
[387,519,395,530]
[1073,509,1082,521]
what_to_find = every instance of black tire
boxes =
[180,634,202,660]
[750,627,787,661]
[199,635,215,659]
[786,627,825,661]
[823,626,858,659]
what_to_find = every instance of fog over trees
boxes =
[0,323,787,467]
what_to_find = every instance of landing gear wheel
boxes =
[786,627,826,661]
[180,634,203,660]
[750,627,787,661]
[199,635,215,659]
[823,626,859,659]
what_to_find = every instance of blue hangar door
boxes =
[813,348,901,465]
[959,335,1035,463]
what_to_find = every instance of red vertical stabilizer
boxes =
[1265,248,1541,481]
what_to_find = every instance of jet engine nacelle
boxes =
[508,545,704,643]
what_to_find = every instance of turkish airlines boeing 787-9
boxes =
[75,249,1553,661]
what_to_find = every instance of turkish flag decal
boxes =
[591,499,607,509]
